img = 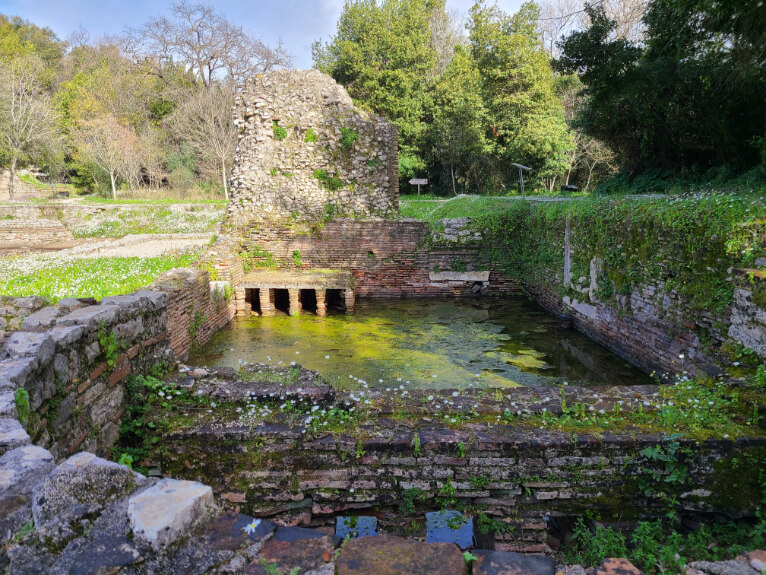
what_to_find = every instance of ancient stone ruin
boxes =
[229,69,399,222]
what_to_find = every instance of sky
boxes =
[0,0,525,69]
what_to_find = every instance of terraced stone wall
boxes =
[0,267,235,461]
[0,292,173,461]
[161,416,766,553]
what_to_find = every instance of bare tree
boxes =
[75,114,140,198]
[538,0,648,58]
[169,85,236,198]
[123,1,292,89]
[0,55,61,199]
[429,7,464,77]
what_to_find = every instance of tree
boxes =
[313,0,445,177]
[427,45,489,194]
[469,1,573,191]
[74,114,139,198]
[557,0,766,172]
[0,55,61,199]
[169,85,237,199]
[123,1,291,89]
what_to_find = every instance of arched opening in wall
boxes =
[273,289,290,314]
[326,289,345,312]
[300,289,317,314]
[245,288,261,315]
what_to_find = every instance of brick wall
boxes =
[239,220,520,298]
[151,268,236,361]
[163,420,765,553]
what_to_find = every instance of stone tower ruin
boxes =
[229,69,399,221]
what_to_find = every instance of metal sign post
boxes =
[511,163,531,199]
[409,178,428,196]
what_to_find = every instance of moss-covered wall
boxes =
[471,196,766,378]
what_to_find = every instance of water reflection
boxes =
[189,297,652,389]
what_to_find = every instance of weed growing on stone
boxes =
[272,121,287,141]
[303,128,317,143]
[14,388,29,427]
[339,127,359,150]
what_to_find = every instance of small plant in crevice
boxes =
[188,310,206,350]
[340,126,359,150]
[313,169,345,191]
[412,433,421,457]
[452,259,468,273]
[97,323,120,370]
[14,388,29,428]
[272,121,287,141]
[400,487,427,514]
[304,127,317,143]
[292,250,302,267]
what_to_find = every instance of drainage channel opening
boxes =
[300,289,318,314]
[245,288,261,315]
[326,289,345,312]
[273,288,290,314]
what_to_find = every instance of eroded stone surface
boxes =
[593,558,643,575]
[0,445,54,543]
[32,452,145,542]
[474,550,554,575]
[336,533,467,575]
[249,526,339,574]
[0,418,30,456]
[201,512,276,551]
[20,307,62,331]
[128,478,215,548]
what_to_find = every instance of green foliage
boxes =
[463,551,478,565]
[557,1,766,173]
[304,128,317,143]
[476,513,514,536]
[313,169,345,191]
[339,127,359,150]
[412,432,421,457]
[400,487,428,514]
[292,250,302,267]
[272,121,287,141]
[188,311,206,347]
[14,388,29,427]
[239,245,277,272]
[97,323,120,369]
[259,559,299,575]
[116,453,134,469]
[565,518,628,566]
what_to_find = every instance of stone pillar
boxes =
[344,288,355,314]
[316,289,327,317]
[260,289,276,317]
[234,288,247,316]
[288,289,301,316]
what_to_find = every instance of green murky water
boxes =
[189,298,652,389]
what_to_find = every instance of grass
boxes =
[0,252,200,302]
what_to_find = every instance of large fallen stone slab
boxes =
[0,445,54,543]
[336,533,467,575]
[473,550,555,575]
[32,451,146,543]
[128,478,215,549]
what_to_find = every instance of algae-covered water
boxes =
[189,298,652,389]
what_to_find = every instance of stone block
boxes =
[56,305,119,330]
[48,325,85,348]
[3,331,54,366]
[57,298,88,313]
[473,550,554,575]
[0,391,16,418]
[20,307,62,331]
[336,534,467,575]
[0,418,30,456]
[33,452,146,542]
[128,478,215,549]
[0,445,55,544]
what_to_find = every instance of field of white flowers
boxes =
[0,251,200,302]
[65,206,224,238]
